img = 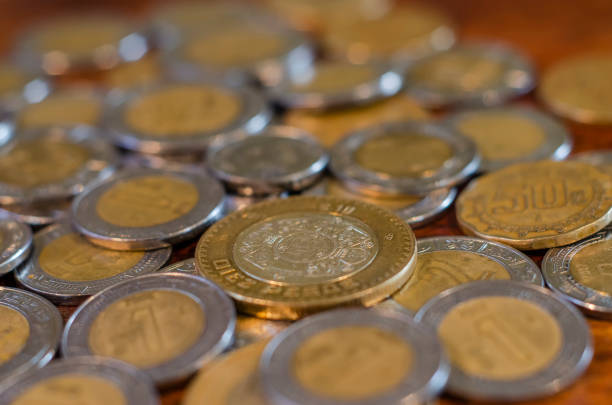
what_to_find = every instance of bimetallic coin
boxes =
[447,107,572,172]
[107,82,271,154]
[571,150,612,177]
[0,287,62,383]
[456,161,612,250]
[261,308,448,404]
[404,43,535,108]
[0,219,32,275]
[0,199,71,227]
[0,126,118,205]
[16,223,171,304]
[393,236,543,313]
[0,357,159,405]
[62,273,236,387]
[158,258,198,276]
[195,196,417,320]
[72,168,225,250]
[415,280,592,401]
[208,126,328,195]
[331,121,479,196]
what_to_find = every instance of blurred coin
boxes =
[16,223,171,304]
[571,150,612,177]
[72,168,224,250]
[0,287,62,383]
[224,192,289,214]
[0,219,31,275]
[447,106,572,172]
[120,151,205,172]
[103,55,162,91]
[158,258,198,276]
[0,199,70,227]
[261,308,448,404]
[415,280,592,401]
[331,121,479,196]
[456,161,612,250]
[393,236,543,314]
[405,43,535,108]
[62,273,236,387]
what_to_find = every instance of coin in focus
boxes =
[0,219,32,276]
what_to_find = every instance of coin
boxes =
[0,219,32,275]
[158,258,199,276]
[261,308,448,404]
[235,316,290,349]
[269,60,403,110]
[16,223,171,304]
[0,199,71,227]
[107,82,271,154]
[224,192,289,214]
[571,150,612,177]
[415,280,592,401]
[103,56,162,91]
[330,121,479,196]
[393,236,543,313]
[0,357,159,405]
[207,126,328,195]
[456,160,612,250]
[195,195,417,320]
[62,273,236,387]
[120,151,205,171]
[72,168,225,250]
[404,43,535,108]
[0,287,62,383]
[0,126,118,205]
[446,106,572,172]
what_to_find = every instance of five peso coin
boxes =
[195,195,417,320]
[0,219,32,275]
[415,280,592,401]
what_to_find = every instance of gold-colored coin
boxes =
[456,161,612,249]
[195,196,417,320]
[104,56,161,90]
[0,65,28,95]
[438,296,562,380]
[88,290,205,368]
[569,238,612,296]
[18,93,102,129]
[0,305,30,366]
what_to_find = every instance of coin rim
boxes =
[0,219,32,275]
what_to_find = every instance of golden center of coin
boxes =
[456,112,546,161]
[355,133,452,177]
[233,213,379,285]
[18,95,102,130]
[39,233,144,281]
[0,306,30,366]
[0,139,90,188]
[438,296,562,380]
[10,374,126,405]
[293,326,413,400]
[570,239,612,296]
[96,175,199,228]
[88,290,205,368]
[394,251,510,312]
[124,86,241,136]
[0,65,28,95]
[291,63,377,94]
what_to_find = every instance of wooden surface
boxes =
[2,1,612,404]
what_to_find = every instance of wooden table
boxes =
[2,1,612,404]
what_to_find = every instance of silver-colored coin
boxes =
[0,126,118,205]
[0,356,159,405]
[0,287,62,383]
[415,280,592,401]
[0,219,32,275]
[571,150,612,175]
[158,258,199,276]
[543,225,612,318]
[330,121,479,196]
[446,106,572,172]
[404,43,535,108]
[224,191,289,214]
[268,61,403,110]
[15,223,171,304]
[0,198,71,227]
[208,126,328,195]
[62,273,236,387]
[72,168,225,250]
[261,308,449,405]
[234,315,290,349]
[106,81,271,154]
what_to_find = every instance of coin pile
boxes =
[0,1,611,404]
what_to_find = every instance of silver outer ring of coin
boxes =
[0,126,118,205]
[0,287,62,383]
[157,258,198,276]
[224,191,289,214]
[72,168,225,250]
[61,273,236,387]
[105,80,272,154]
[268,62,404,110]
[0,219,32,275]
[543,225,612,318]
[0,198,71,227]
[404,43,536,108]
[330,121,480,196]
[15,223,172,304]
[207,125,329,195]
[571,150,612,169]
[261,307,449,405]
[446,106,572,172]
[415,280,593,401]
[0,356,160,405]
